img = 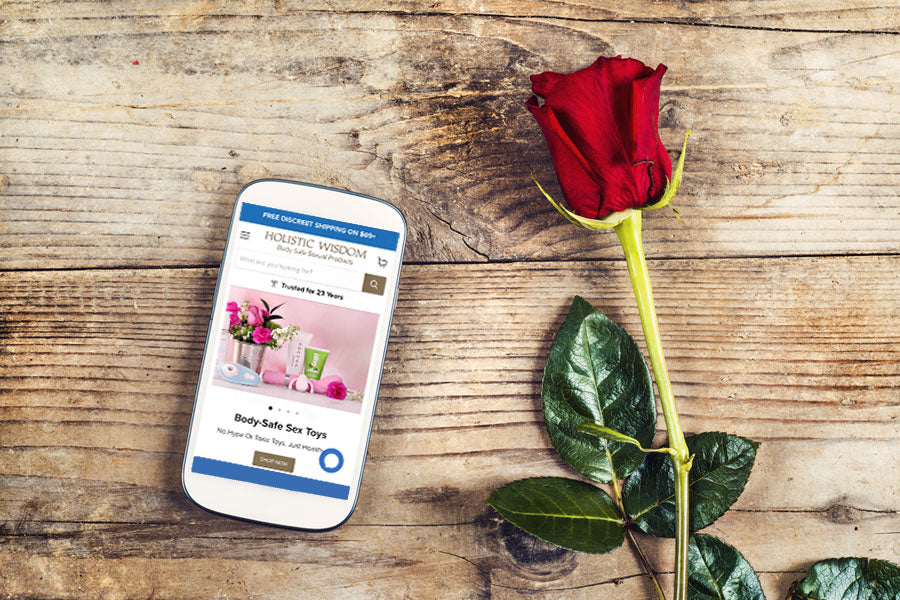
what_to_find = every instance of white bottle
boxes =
[286,332,314,376]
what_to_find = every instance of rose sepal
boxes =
[534,130,689,229]
[532,172,635,230]
[643,130,690,213]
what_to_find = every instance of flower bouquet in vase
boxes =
[225,299,299,373]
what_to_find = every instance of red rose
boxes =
[527,56,672,219]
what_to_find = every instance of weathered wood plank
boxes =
[0,257,897,597]
[0,439,897,598]
[1,438,896,597]
[0,461,895,599]
[2,435,896,525]
[0,514,892,600]
[2,8,899,267]
[3,0,898,32]
[1,257,897,440]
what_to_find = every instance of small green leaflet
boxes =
[578,422,677,456]
[688,534,766,600]
[623,432,758,537]
[542,296,657,484]
[790,557,900,600]
[486,477,625,554]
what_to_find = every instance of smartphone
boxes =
[182,179,406,530]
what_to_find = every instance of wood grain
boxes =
[2,5,899,267]
[3,0,899,32]
[1,258,897,598]
[2,2,898,599]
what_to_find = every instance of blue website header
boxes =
[239,202,399,251]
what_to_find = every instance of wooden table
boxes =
[2,2,898,598]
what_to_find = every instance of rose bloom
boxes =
[246,305,265,327]
[325,381,347,400]
[226,301,240,313]
[527,56,672,219]
[251,326,272,344]
[228,312,241,328]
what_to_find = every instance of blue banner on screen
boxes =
[240,202,399,251]
[192,456,351,500]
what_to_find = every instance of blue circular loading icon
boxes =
[319,448,344,473]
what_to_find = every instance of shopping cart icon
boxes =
[377,256,387,268]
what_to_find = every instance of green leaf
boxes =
[577,423,646,446]
[542,296,657,484]
[486,477,625,554]
[688,534,766,600]
[623,432,758,537]
[577,423,676,456]
[790,557,900,600]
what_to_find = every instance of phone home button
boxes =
[252,451,296,473]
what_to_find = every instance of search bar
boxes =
[235,249,385,295]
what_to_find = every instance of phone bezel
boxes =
[181,179,407,530]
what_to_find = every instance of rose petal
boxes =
[630,64,672,203]
[527,97,605,218]
[530,71,566,98]
[538,57,659,216]
[527,56,673,217]
[545,57,650,162]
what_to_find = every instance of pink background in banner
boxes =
[227,286,380,391]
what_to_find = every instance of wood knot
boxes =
[475,510,577,582]
[825,503,858,524]
[659,99,688,130]
[498,520,571,566]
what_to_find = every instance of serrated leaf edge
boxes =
[628,432,758,522]
[690,534,766,600]
[486,477,626,554]
[542,296,657,484]
[790,557,900,600]
[486,478,624,524]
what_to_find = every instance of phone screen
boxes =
[185,183,402,518]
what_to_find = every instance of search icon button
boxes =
[362,274,387,296]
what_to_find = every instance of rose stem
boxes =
[614,210,691,600]
[609,476,667,600]
[626,523,667,600]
